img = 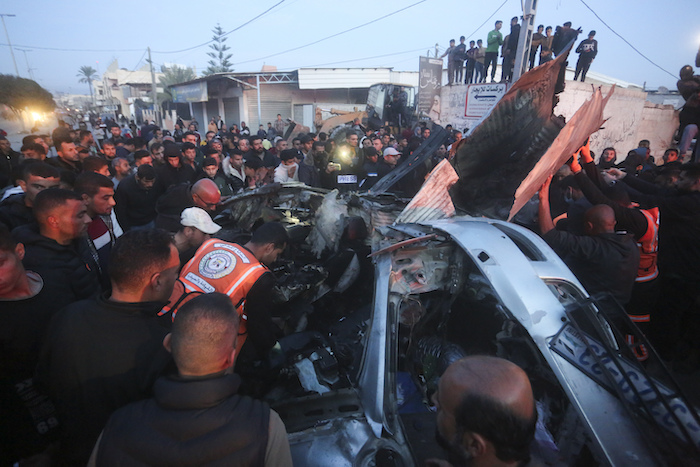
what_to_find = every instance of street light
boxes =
[0,13,19,76]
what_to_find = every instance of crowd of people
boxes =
[0,113,465,465]
[441,18,596,85]
[0,53,698,464]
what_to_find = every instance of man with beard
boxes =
[46,133,82,175]
[114,164,161,231]
[74,173,123,291]
[12,188,98,311]
[222,150,247,192]
[245,135,280,168]
[101,141,117,162]
[428,356,536,467]
[597,147,617,170]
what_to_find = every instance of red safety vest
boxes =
[162,239,267,354]
[635,207,659,282]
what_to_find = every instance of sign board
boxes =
[417,57,443,122]
[172,81,208,103]
[464,83,507,118]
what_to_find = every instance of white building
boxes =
[93,59,164,121]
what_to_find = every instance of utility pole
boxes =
[512,0,537,83]
[434,43,439,58]
[147,47,160,126]
[0,13,19,76]
[16,47,33,80]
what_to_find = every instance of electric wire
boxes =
[152,0,287,54]
[578,0,676,79]
[233,0,427,66]
[0,0,287,54]
[464,0,510,41]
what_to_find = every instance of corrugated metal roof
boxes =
[395,159,458,224]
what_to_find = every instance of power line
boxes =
[0,0,287,54]
[578,0,676,79]
[233,0,428,66]
[0,43,143,52]
[464,0,510,42]
[294,47,431,69]
[152,0,287,54]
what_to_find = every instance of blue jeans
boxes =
[474,62,485,83]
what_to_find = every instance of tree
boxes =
[77,65,98,104]
[203,24,233,75]
[158,65,197,106]
[0,74,55,121]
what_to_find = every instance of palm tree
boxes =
[158,65,197,106]
[77,65,98,104]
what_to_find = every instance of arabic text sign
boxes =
[464,83,507,118]
[417,56,443,118]
[172,81,208,103]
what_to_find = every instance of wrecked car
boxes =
[214,184,700,466]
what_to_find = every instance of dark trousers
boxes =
[625,277,660,362]
[447,61,456,85]
[651,275,700,360]
[484,52,498,81]
[454,61,463,84]
[574,57,593,81]
[528,48,538,70]
[502,53,513,82]
[465,61,475,84]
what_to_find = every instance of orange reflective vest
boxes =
[636,207,659,282]
[162,239,267,354]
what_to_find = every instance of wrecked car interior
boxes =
[205,47,700,466]
[214,183,700,466]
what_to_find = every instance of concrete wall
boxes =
[553,81,678,163]
[438,79,679,163]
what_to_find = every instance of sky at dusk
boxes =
[0,0,698,95]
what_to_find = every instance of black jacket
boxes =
[37,294,174,466]
[155,162,196,190]
[12,224,100,311]
[621,175,700,281]
[96,374,269,466]
[154,183,196,233]
[544,230,640,305]
[45,156,81,175]
[114,174,163,229]
[0,149,20,188]
[0,193,34,231]
[244,149,280,168]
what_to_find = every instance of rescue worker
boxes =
[164,222,289,364]
[568,143,659,361]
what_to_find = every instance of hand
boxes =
[568,152,582,173]
[579,139,593,164]
[604,168,626,180]
[539,175,553,201]
[288,165,297,177]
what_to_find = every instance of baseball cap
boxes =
[383,147,401,157]
[180,207,222,234]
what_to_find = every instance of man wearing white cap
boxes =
[377,147,402,178]
[173,207,222,267]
